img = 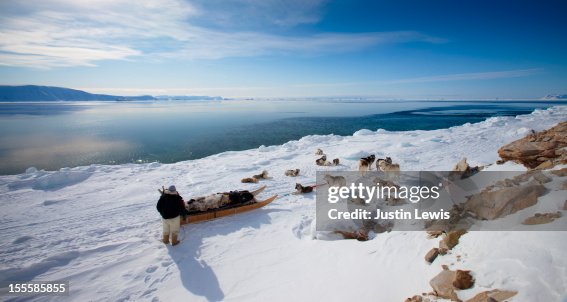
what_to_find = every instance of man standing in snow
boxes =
[156,185,185,246]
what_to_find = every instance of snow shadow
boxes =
[0,251,79,283]
[167,208,289,301]
[8,170,92,191]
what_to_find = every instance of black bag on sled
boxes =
[228,191,254,205]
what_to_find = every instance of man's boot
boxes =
[171,234,180,246]
[162,234,170,244]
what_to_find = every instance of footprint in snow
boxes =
[13,236,34,244]
[145,265,158,273]
[292,215,314,239]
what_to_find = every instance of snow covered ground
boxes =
[0,106,566,302]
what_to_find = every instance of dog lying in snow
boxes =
[324,174,346,187]
[315,148,324,155]
[241,177,259,183]
[358,154,375,171]
[285,169,300,177]
[253,170,269,179]
[316,155,337,166]
[316,155,329,166]
[293,183,314,194]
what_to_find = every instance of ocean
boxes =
[0,99,564,175]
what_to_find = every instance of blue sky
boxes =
[0,0,565,98]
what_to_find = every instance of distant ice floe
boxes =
[353,129,374,136]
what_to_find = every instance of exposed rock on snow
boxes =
[453,270,475,290]
[452,157,482,178]
[404,295,424,302]
[429,267,475,301]
[439,229,467,250]
[497,121,567,169]
[333,229,369,241]
[464,179,546,220]
[426,230,444,239]
[465,289,517,302]
[424,248,440,264]
[429,265,460,301]
[550,167,567,176]
[522,211,562,225]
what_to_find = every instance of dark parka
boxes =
[156,193,185,219]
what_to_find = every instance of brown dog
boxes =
[253,170,269,179]
[332,158,340,166]
[241,177,258,183]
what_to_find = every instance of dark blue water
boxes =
[0,100,564,175]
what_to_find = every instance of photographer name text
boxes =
[327,208,450,220]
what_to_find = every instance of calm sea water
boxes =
[0,99,564,175]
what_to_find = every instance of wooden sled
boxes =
[159,185,267,196]
[181,194,277,224]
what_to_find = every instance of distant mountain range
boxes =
[0,85,223,102]
[0,85,155,102]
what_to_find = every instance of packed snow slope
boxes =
[1,107,566,302]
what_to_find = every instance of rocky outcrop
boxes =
[497,121,567,169]
[404,295,425,302]
[453,270,475,290]
[440,229,467,250]
[464,181,546,220]
[452,158,482,179]
[430,266,460,301]
[425,248,440,263]
[333,229,369,241]
[465,289,517,302]
[551,167,567,177]
[522,212,562,225]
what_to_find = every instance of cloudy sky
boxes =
[0,0,565,98]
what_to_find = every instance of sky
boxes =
[0,0,566,99]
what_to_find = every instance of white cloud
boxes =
[0,0,445,68]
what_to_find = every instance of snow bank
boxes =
[0,106,566,302]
